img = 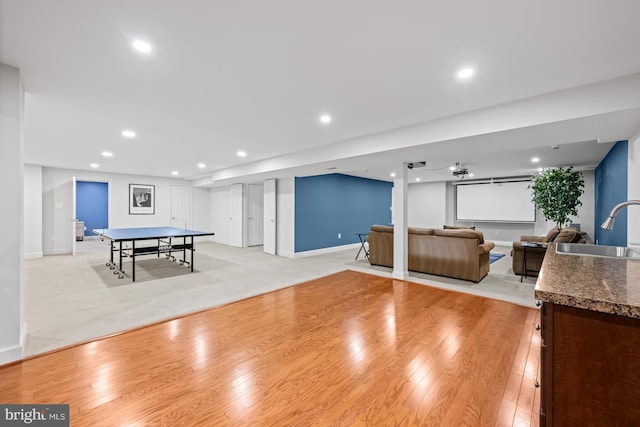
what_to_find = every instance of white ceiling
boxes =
[2,0,640,185]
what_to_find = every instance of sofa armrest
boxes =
[513,241,525,250]
[479,241,495,254]
[520,235,545,242]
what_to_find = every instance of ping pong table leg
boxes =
[132,240,136,282]
[190,236,194,272]
[182,236,187,263]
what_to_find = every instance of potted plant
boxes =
[530,166,585,229]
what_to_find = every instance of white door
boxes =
[72,176,77,256]
[171,185,192,229]
[230,183,243,247]
[247,184,264,246]
[263,178,276,255]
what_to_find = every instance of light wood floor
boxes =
[1,270,540,426]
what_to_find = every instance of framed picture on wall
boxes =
[129,184,155,215]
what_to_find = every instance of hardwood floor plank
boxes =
[0,270,540,426]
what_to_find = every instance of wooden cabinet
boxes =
[540,302,640,426]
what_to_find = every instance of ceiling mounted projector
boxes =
[452,162,469,179]
[407,161,426,170]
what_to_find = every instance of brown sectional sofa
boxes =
[367,225,496,282]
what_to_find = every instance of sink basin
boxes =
[556,243,640,260]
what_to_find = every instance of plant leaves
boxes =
[530,166,585,229]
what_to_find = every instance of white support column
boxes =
[0,63,25,364]
[392,165,409,280]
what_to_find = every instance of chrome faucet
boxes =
[601,200,640,230]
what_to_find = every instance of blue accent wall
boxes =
[295,174,392,252]
[595,140,628,246]
[76,181,108,236]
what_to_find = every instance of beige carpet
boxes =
[24,239,535,357]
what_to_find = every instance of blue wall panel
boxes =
[595,140,628,246]
[76,181,108,235]
[295,174,392,252]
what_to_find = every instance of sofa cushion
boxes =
[434,228,484,243]
[553,227,580,243]
[371,225,394,233]
[443,225,476,230]
[409,227,435,235]
[543,227,560,242]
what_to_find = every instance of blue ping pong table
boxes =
[93,227,215,282]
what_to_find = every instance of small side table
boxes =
[356,233,369,260]
[521,242,548,282]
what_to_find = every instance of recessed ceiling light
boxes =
[237,150,247,157]
[531,157,540,163]
[319,114,332,124]
[101,151,113,157]
[132,40,152,53]
[457,68,474,79]
[537,167,544,172]
[449,165,456,171]
[416,178,421,182]
[197,163,206,168]
[390,172,396,178]
[122,130,136,138]
[469,173,474,177]
[171,171,179,176]
[90,163,99,168]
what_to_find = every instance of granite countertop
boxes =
[534,243,640,319]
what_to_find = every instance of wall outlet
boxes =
[338,233,341,239]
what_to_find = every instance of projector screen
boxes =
[455,180,536,222]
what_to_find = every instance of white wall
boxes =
[192,186,211,232]
[24,164,43,258]
[209,186,231,245]
[41,167,209,255]
[0,63,25,364]
[276,178,295,257]
[573,170,595,239]
[206,178,294,254]
[628,129,640,249]
[408,181,446,228]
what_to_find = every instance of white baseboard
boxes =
[292,242,360,258]
[43,249,72,256]
[24,251,43,259]
[210,237,230,246]
[21,321,27,359]
[0,344,22,365]
[0,322,27,365]
[277,250,295,258]
[392,270,410,280]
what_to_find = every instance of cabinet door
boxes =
[551,304,640,425]
[539,302,553,426]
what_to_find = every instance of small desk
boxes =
[521,242,548,282]
[356,233,369,260]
